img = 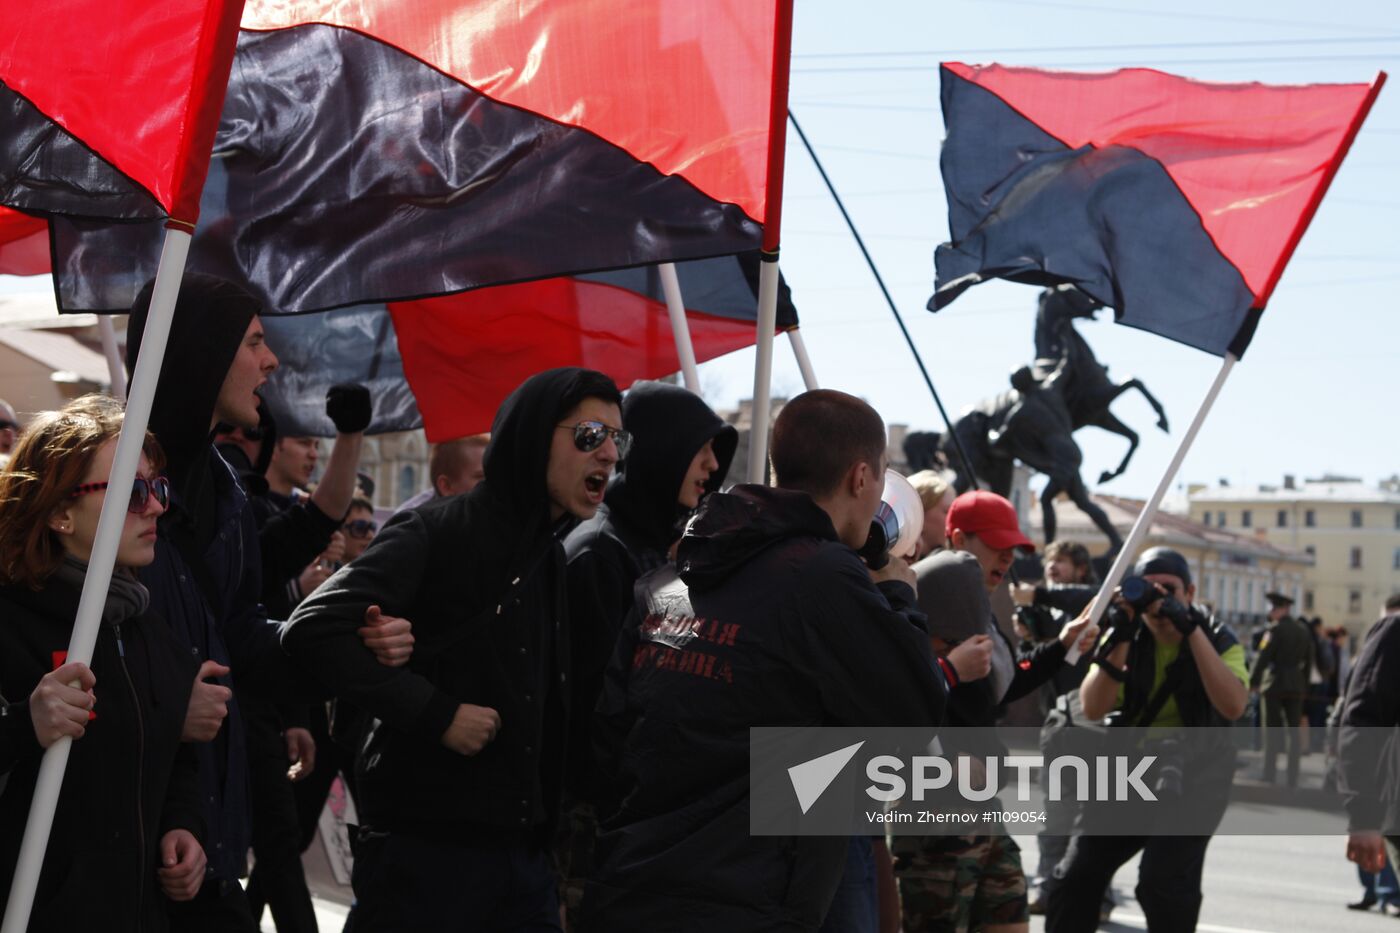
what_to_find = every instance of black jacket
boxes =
[283,368,614,837]
[128,273,299,881]
[583,485,950,933]
[564,381,736,791]
[1338,613,1400,833]
[0,580,201,933]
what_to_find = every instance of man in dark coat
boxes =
[127,274,399,932]
[282,367,625,932]
[1340,593,1400,885]
[581,389,990,933]
[1250,591,1313,787]
[127,274,300,932]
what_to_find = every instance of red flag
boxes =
[933,64,1384,356]
[0,0,245,223]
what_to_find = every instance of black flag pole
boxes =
[788,110,979,489]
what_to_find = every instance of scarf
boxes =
[52,555,151,627]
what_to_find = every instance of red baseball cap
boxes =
[946,490,1035,552]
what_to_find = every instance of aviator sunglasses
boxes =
[558,421,633,459]
[343,519,378,539]
[69,476,171,514]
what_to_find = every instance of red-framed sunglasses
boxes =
[68,476,171,514]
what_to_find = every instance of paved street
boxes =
[1016,833,1391,933]
[266,832,1387,932]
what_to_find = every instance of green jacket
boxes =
[1250,615,1314,697]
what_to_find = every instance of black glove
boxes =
[326,384,372,434]
[1164,602,1201,638]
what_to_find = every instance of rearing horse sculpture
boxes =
[1034,285,1170,484]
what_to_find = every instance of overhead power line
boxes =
[794,35,1400,60]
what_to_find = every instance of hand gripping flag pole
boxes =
[2,227,195,933]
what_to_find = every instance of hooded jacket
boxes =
[0,577,201,933]
[127,273,297,881]
[563,381,737,790]
[282,368,620,836]
[583,485,950,933]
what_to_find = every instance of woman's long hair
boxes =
[0,395,163,589]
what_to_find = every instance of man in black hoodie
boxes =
[559,380,737,921]
[283,367,625,932]
[581,389,991,933]
[128,274,403,932]
[126,274,303,931]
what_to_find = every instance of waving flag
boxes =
[50,0,793,314]
[260,254,798,441]
[930,63,1385,357]
[0,0,243,224]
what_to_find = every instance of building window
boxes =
[1241,510,1252,528]
[1217,511,1226,528]
[1305,545,1316,557]
[397,465,417,504]
[1350,547,1363,569]
[1202,512,1211,526]
[1305,509,1316,527]
[1351,509,1363,528]
[1349,589,1363,614]
[1395,509,1400,530]
[1304,590,1314,612]
[1393,547,1400,571]
[1276,510,1287,528]
[1247,580,1256,612]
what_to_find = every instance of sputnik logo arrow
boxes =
[788,741,865,815]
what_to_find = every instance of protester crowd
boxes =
[0,273,1396,933]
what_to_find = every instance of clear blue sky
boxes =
[697,0,1399,498]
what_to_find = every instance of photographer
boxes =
[1046,547,1248,933]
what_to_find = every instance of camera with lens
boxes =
[1119,575,1193,631]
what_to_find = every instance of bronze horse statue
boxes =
[903,286,1169,549]
[1034,284,1169,484]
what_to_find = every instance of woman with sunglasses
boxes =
[0,395,206,931]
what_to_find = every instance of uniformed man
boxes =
[1250,591,1314,787]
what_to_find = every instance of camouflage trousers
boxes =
[891,831,1029,932]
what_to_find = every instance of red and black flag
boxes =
[50,0,793,314]
[0,0,243,225]
[930,63,1385,357]
[260,254,798,441]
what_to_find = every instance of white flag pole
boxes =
[658,262,701,394]
[1064,352,1238,665]
[787,327,818,390]
[97,313,127,401]
[2,227,191,933]
[747,257,781,483]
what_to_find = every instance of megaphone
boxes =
[856,470,924,569]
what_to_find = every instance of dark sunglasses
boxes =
[343,518,377,539]
[559,421,632,459]
[69,476,171,514]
